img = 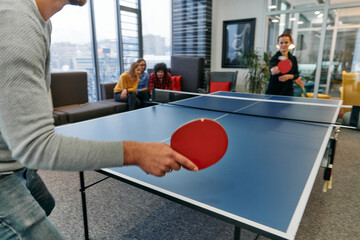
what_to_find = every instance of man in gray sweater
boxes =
[0,0,198,239]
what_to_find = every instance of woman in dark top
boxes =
[266,33,299,96]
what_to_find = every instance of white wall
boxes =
[211,0,266,92]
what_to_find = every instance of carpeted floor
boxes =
[40,128,360,240]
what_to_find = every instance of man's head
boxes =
[153,63,168,79]
[68,0,87,6]
[34,0,87,21]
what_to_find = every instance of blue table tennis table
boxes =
[55,91,341,240]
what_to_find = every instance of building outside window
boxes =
[50,3,97,101]
[93,0,121,85]
[141,0,172,69]
[50,0,173,101]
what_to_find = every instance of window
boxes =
[50,3,97,101]
[119,0,142,72]
[121,10,141,71]
[141,0,172,69]
[93,0,121,84]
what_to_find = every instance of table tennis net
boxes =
[150,89,341,125]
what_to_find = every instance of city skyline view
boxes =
[50,0,172,101]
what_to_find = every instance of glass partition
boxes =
[266,2,360,99]
[267,11,323,96]
[322,6,360,100]
[267,0,323,12]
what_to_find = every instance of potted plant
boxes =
[240,50,271,94]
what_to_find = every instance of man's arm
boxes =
[0,2,198,176]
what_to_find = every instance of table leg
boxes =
[79,172,89,240]
[323,128,339,192]
[234,226,241,239]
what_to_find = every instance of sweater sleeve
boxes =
[290,56,300,80]
[269,52,279,70]
[127,77,139,92]
[114,73,126,93]
[0,6,124,171]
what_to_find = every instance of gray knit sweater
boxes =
[0,0,124,173]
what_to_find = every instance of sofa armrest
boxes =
[100,82,117,100]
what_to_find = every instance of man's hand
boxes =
[123,141,198,177]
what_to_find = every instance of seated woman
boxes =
[114,62,142,110]
[136,58,150,103]
[266,33,299,96]
[148,63,172,94]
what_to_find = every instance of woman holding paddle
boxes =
[266,33,299,96]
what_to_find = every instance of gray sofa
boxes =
[101,56,205,105]
[51,72,127,125]
[51,56,204,125]
[170,55,205,92]
[99,82,128,112]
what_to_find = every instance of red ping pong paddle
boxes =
[277,59,292,74]
[170,118,228,170]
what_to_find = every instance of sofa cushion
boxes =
[98,99,128,113]
[51,72,88,107]
[100,82,117,100]
[54,102,115,123]
[209,81,231,93]
[171,76,182,91]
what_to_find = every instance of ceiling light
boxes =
[272,19,279,23]
[290,17,297,21]
[317,14,323,18]
[298,21,304,24]
[315,11,320,15]
[269,5,277,9]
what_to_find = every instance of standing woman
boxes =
[114,62,142,110]
[266,33,299,96]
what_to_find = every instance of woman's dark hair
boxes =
[153,63,168,76]
[136,58,146,70]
